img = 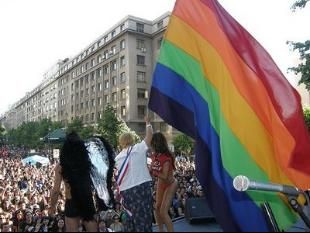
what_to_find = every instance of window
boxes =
[80,103,84,110]
[80,78,84,86]
[120,56,126,67]
[136,23,144,33]
[138,105,146,118]
[136,39,145,49]
[104,50,109,59]
[81,65,85,73]
[111,30,116,38]
[120,40,126,50]
[137,55,145,65]
[98,97,102,106]
[72,71,76,79]
[104,95,110,103]
[138,89,148,99]
[157,20,163,29]
[91,113,95,121]
[81,91,84,98]
[98,112,102,120]
[104,36,108,43]
[121,89,126,99]
[120,24,125,31]
[86,88,89,96]
[112,92,117,102]
[91,59,95,67]
[158,37,163,49]
[91,99,95,107]
[121,106,126,117]
[96,68,102,77]
[86,114,89,122]
[103,65,109,75]
[112,76,117,86]
[120,72,126,83]
[91,85,95,93]
[85,75,89,85]
[111,60,117,71]
[104,80,109,89]
[111,46,116,55]
[97,83,102,91]
[91,72,95,81]
[86,101,89,109]
[85,63,89,71]
[97,55,102,63]
[137,71,146,82]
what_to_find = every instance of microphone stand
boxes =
[287,195,310,229]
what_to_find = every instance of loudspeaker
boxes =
[185,197,215,224]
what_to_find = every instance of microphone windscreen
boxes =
[233,175,250,192]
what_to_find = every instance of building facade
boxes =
[0,13,172,136]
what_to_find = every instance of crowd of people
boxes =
[0,145,203,232]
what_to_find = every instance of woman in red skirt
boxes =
[151,133,178,232]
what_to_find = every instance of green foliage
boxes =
[288,1,310,90]
[97,105,122,149]
[119,120,141,144]
[292,0,309,10]
[67,118,95,140]
[6,119,64,148]
[173,134,194,155]
[0,125,5,145]
[304,108,310,131]
[288,40,310,91]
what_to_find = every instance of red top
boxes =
[151,153,174,177]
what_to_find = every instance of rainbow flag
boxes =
[149,0,310,231]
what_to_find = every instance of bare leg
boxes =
[84,220,98,232]
[155,185,166,232]
[160,180,178,232]
[65,217,80,232]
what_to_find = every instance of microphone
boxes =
[233,175,302,197]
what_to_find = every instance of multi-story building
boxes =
[0,13,172,137]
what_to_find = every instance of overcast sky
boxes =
[0,0,309,115]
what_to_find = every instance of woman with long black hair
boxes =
[49,132,97,232]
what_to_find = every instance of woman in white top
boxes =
[115,117,153,232]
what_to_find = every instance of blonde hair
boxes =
[119,133,134,149]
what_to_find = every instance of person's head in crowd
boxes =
[56,218,65,232]
[98,220,109,232]
[113,214,120,223]
[25,211,33,224]
[119,133,134,150]
[1,223,12,232]
[114,202,121,212]
[16,210,24,222]
[42,217,50,226]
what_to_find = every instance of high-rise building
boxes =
[0,13,172,136]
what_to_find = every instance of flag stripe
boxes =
[149,87,241,232]
[150,63,295,230]
[163,17,310,189]
[168,11,296,173]
[178,0,310,173]
[161,35,292,184]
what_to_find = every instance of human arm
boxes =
[48,164,62,216]
[144,116,153,147]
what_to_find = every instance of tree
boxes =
[173,134,194,156]
[291,0,309,10]
[288,1,310,90]
[119,120,141,144]
[304,108,310,131]
[67,118,94,140]
[97,105,122,149]
[0,125,5,145]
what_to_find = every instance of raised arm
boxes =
[49,164,62,216]
[144,116,153,147]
